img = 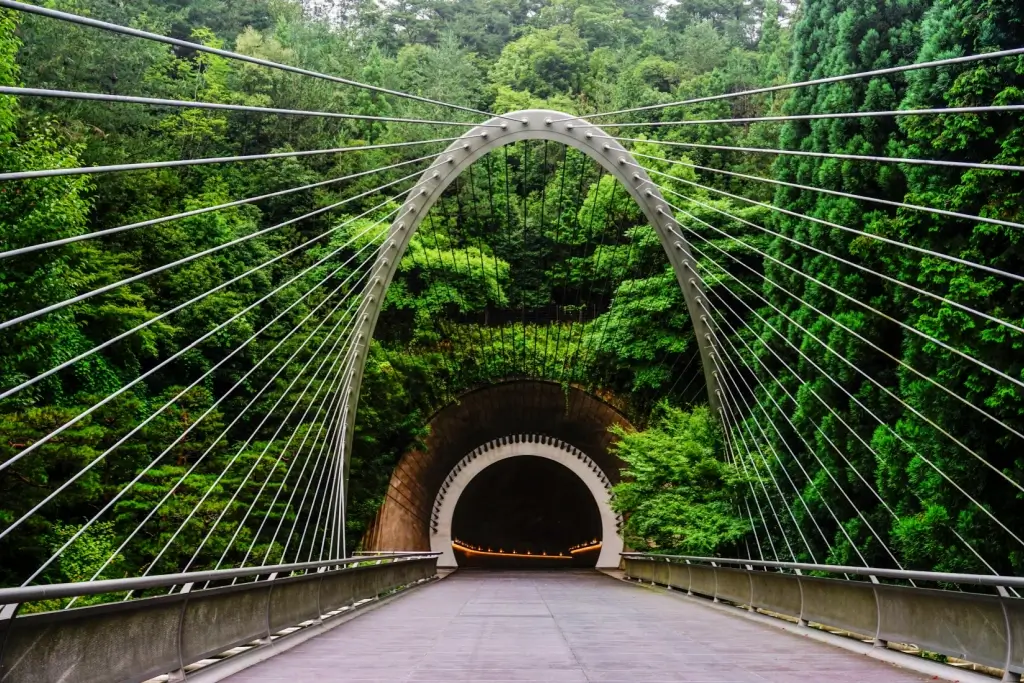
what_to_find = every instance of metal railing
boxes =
[0,553,439,683]
[623,553,1024,681]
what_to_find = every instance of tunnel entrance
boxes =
[451,455,603,569]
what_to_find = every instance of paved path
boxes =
[226,570,930,682]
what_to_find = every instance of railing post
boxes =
[0,602,21,679]
[998,585,1019,682]
[315,566,326,623]
[794,568,807,627]
[168,582,194,683]
[685,559,693,595]
[745,565,755,612]
[711,561,720,603]
[259,572,278,646]
[868,575,887,648]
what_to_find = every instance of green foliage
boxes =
[611,403,749,554]
[29,0,1024,588]
[489,25,589,98]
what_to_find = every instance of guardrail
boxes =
[0,553,439,683]
[622,553,1024,681]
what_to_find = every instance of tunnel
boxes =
[362,380,630,567]
[450,455,603,569]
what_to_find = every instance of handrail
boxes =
[621,553,1024,677]
[0,552,439,603]
[621,553,1024,589]
[0,554,440,683]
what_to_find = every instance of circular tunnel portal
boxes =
[451,455,602,569]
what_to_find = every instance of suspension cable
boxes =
[582,192,675,392]
[686,249,915,570]
[673,225,1024,551]
[650,181,1024,444]
[280,378,348,564]
[693,252,1013,582]
[649,177,1024,340]
[178,249,397,576]
[330,397,351,562]
[482,152,513,381]
[0,86,503,128]
[0,195,412,475]
[665,351,699,396]
[552,45,1024,122]
[613,136,1024,174]
[529,140,552,377]
[629,159,1024,289]
[154,291,371,580]
[0,168,427,331]
[431,180,481,385]
[421,200,470,387]
[458,164,497,377]
[174,340,356,585]
[563,175,616,382]
[719,406,781,562]
[717,381,799,562]
[0,136,466,181]
[621,145,1024,236]
[281,347,352,567]
[403,210,460,403]
[743,498,765,562]
[577,105,1024,129]
[0,151,444,260]
[5,216,394,555]
[710,351,828,564]
[655,191,1024,488]
[1,159,446,401]
[701,308,869,567]
[518,141,532,376]
[450,174,490,371]
[227,331,361,572]
[551,155,599,384]
[301,423,345,563]
[46,231,393,590]
[573,178,634,387]
[259,356,353,566]
[0,0,513,122]
[538,145,571,380]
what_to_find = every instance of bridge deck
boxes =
[226,570,929,682]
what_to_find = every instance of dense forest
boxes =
[0,0,1022,591]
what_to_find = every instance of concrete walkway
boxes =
[225,570,930,682]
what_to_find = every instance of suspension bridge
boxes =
[0,0,1023,681]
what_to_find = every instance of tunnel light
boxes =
[451,541,572,559]
[569,542,603,554]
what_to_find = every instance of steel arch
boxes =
[339,109,721,487]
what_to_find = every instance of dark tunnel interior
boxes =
[451,455,602,569]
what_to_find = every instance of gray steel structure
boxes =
[340,109,723,484]
[623,553,1024,681]
[0,554,438,683]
